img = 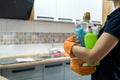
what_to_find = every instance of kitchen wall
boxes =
[0,19,75,56]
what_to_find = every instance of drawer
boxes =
[44,62,64,80]
[1,65,43,80]
[64,61,82,80]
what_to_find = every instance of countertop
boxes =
[0,76,8,80]
[0,54,70,70]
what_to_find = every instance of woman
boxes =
[64,0,120,80]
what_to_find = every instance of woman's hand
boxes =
[70,59,96,76]
[64,35,78,58]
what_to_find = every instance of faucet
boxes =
[51,39,55,48]
[51,33,55,48]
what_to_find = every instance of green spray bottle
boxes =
[84,26,100,66]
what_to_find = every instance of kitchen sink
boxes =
[0,58,18,65]
[32,55,54,61]
[0,57,43,65]
[0,54,63,65]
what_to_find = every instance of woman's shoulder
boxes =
[110,8,120,18]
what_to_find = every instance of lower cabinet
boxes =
[0,70,1,75]
[44,62,64,80]
[1,60,91,80]
[25,76,43,80]
[1,65,43,80]
[64,60,82,80]
[81,75,91,80]
[65,60,91,80]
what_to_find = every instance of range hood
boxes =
[0,0,34,20]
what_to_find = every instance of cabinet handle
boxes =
[91,21,101,25]
[66,62,70,65]
[58,18,72,22]
[45,63,63,68]
[37,16,54,20]
[12,67,35,73]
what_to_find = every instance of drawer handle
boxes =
[12,67,35,73]
[66,62,70,65]
[37,16,54,20]
[45,63,63,68]
[58,18,72,21]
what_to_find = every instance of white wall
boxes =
[0,19,74,56]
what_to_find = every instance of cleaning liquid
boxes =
[75,20,86,47]
[84,26,100,66]
[84,26,97,49]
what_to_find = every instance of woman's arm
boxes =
[72,32,119,64]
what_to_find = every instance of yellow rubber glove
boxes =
[64,35,77,58]
[70,59,96,76]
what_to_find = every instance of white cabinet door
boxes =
[65,61,82,80]
[81,75,91,80]
[34,0,57,21]
[34,0,102,22]
[44,62,64,80]
[1,65,43,80]
[25,76,43,80]
[57,0,74,22]
[73,0,102,22]
[0,70,1,75]
[85,0,102,22]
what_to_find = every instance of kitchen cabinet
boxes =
[102,0,112,25]
[0,70,1,74]
[57,0,74,22]
[0,58,91,80]
[73,0,102,22]
[24,76,43,80]
[34,0,102,22]
[81,75,91,80]
[1,65,43,80]
[64,60,82,80]
[44,62,64,80]
[34,0,57,21]
[57,0,102,22]
[65,60,91,80]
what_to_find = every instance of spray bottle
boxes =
[75,20,86,47]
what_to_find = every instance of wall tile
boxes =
[0,32,74,45]
[0,19,75,56]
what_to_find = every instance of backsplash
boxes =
[0,32,74,45]
[0,19,75,56]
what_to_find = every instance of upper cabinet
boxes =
[102,0,112,25]
[34,0,102,23]
[57,0,74,22]
[73,0,102,22]
[34,0,57,21]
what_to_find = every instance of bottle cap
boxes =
[88,26,91,29]
[87,26,92,32]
